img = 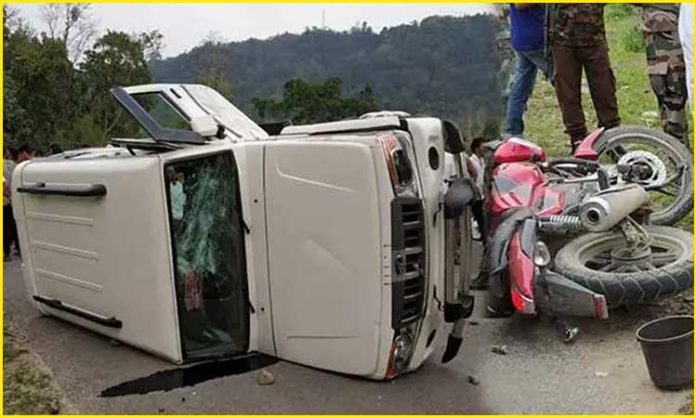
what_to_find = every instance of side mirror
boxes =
[190,115,219,137]
[443,120,467,154]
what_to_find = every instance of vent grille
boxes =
[391,198,426,329]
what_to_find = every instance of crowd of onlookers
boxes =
[500,3,693,151]
[2,143,68,261]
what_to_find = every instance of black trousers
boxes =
[471,199,487,239]
[4,205,19,256]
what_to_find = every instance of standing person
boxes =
[4,147,18,261]
[639,4,688,142]
[16,145,35,162]
[505,4,553,137]
[467,138,490,290]
[548,4,621,152]
[679,3,693,111]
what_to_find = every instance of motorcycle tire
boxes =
[592,125,694,226]
[554,226,693,306]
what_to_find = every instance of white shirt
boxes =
[679,3,694,110]
[469,154,485,191]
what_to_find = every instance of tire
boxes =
[554,226,694,306]
[593,125,694,226]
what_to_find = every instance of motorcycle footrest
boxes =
[444,294,475,323]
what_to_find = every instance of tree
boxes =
[138,30,164,61]
[253,77,377,124]
[40,4,97,63]
[80,30,153,139]
[4,15,79,149]
[194,33,233,100]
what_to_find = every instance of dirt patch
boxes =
[643,291,694,318]
[3,316,75,414]
[679,394,694,415]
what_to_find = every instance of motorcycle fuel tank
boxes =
[492,137,547,165]
[490,162,564,218]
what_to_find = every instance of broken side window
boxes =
[165,151,249,361]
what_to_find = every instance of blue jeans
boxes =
[505,49,553,136]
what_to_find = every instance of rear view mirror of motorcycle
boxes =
[442,120,466,154]
[191,115,224,139]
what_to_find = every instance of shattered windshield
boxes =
[183,85,268,141]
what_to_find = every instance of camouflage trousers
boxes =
[645,31,688,141]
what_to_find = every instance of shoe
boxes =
[485,304,514,318]
[470,271,488,290]
[562,326,580,343]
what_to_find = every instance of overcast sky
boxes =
[11,3,494,58]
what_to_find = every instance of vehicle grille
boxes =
[391,197,426,329]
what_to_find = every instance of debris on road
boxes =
[256,369,275,386]
[594,371,609,378]
[109,339,120,347]
[467,375,480,385]
[491,345,508,355]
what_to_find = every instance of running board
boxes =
[33,296,123,328]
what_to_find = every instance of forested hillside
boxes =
[150,14,503,135]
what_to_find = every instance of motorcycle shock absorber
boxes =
[537,215,584,234]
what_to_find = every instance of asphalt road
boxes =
[3,253,690,414]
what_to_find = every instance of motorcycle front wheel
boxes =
[593,125,693,226]
[554,226,693,307]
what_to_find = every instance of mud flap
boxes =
[536,271,609,319]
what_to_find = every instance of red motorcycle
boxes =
[484,126,694,322]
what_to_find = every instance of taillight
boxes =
[511,286,536,314]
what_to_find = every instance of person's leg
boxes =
[582,42,622,132]
[470,199,488,290]
[4,205,12,259]
[526,48,554,82]
[645,30,688,141]
[9,206,19,257]
[505,51,539,136]
[552,44,587,150]
[662,69,688,141]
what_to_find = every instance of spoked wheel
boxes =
[593,126,693,226]
[554,226,693,306]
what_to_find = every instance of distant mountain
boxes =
[149,14,503,136]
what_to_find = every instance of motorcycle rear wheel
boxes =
[554,226,693,306]
[592,126,693,226]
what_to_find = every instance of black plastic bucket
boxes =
[636,315,694,390]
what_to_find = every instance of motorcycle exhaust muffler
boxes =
[579,184,649,232]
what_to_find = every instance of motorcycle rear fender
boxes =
[536,271,609,319]
[573,128,605,161]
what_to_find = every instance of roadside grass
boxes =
[3,315,66,415]
[523,5,693,231]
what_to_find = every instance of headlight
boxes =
[386,330,414,379]
[379,133,415,195]
[533,241,551,268]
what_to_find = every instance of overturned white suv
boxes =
[12,84,477,379]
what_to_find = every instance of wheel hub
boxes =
[617,150,667,187]
[610,246,652,265]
